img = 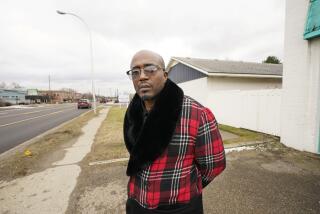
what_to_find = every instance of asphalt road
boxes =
[0,103,90,154]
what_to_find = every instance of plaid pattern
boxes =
[127,96,226,209]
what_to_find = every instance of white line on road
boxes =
[0,108,74,128]
[0,106,75,118]
[0,104,72,113]
[0,107,35,112]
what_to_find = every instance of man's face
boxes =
[130,52,168,101]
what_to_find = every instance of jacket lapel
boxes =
[124,79,184,176]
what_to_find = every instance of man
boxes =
[124,50,226,214]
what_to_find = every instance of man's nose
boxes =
[139,69,148,80]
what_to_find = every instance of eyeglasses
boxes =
[126,64,163,80]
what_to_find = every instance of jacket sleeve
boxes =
[195,107,226,188]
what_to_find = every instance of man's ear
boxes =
[164,71,168,78]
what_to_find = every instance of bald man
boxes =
[124,50,226,214]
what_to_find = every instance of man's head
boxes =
[129,50,168,101]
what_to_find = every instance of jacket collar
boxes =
[123,79,184,176]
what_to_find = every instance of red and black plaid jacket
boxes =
[127,96,226,209]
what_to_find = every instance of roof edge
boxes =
[208,72,282,78]
[167,57,282,78]
[167,57,209,76]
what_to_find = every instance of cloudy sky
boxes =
[0,0,285,95]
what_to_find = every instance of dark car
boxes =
[99,98,107,103]
[77,99,92,109]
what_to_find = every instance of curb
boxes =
[224,140,271,149]
[0,108,96,161]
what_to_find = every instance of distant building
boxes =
[0,89,27,104]
[39,90,80,103]
[167,57,282,136]
[118,94,130,103]
[26,89,38,96]
[167,57,282,102]
[25,89,46,104]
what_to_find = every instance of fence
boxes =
[207,89,282,136]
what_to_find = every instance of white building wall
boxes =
[207,89,281,136]
[178,77,282,136]
[281,0,320,153]
[207,77,282,91]
[178,77,208,106]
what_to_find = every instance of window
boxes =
[304,0,320,40]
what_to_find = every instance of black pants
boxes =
[126,195,203,214]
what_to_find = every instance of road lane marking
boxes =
[0,108,76,128]
[0,107,35,112]
[0,104,73,113]
[0,106,76,118]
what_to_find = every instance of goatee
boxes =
[141,95,154,101]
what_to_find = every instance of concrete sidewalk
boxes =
[0,108,109,214]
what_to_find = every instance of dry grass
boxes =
[219,124,279,144]
[86,109,280,162]
[0,108,102,181]
[85,106,128,163]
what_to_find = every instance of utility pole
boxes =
[48,75,51,91]
[48,74,51,104]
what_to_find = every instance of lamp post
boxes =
[56,10,97,114]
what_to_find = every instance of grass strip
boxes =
[0,107,102,181]
[85,106,128,163]
[82,107,281,162]
[219,124,279,144]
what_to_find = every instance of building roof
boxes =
[167,57,283,78]
[0,89,26,94]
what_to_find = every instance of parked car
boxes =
[77,99,92,109]
[99,98,106,103]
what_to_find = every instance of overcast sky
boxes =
[0,0,285,95]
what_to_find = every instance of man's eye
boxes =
[144,65,157,72]
[131,70,140,76]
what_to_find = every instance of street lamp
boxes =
[56,10,97,114]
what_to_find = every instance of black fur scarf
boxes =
[123,79,184,176]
